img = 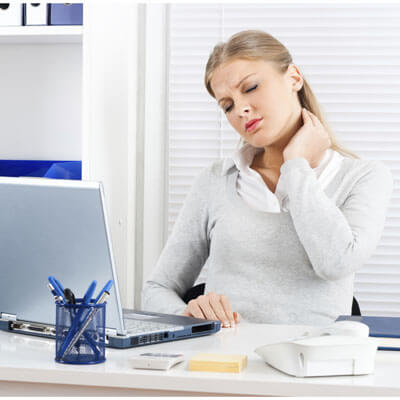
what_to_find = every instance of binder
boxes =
[0,3,23,26]
[0,160,82,180]
[25,3,48,26]
[48,3,83,26]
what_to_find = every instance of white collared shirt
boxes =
[224,143,344,213]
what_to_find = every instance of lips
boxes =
[245,118,263,132]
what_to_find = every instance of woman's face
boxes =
[210,58,303,149]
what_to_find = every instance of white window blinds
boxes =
[167,4,400,316]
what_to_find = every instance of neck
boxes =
[255,107,303,171]
[259,147,285,171]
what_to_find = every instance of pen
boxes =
[47,283,64,304]
[94,280,113,304]
[61,290,110,359]
[82,280,97,306]
[57,280,97,359]
[54,277,65,294]
[48,276,66,303]
[63,287,100,356]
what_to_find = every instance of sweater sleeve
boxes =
[278,158,393,281]
[141,167,211,315]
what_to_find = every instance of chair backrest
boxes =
[351,296,361,316]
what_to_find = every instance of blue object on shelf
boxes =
[0,160,82,180]
[48,3,83,26]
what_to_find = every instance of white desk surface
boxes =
[1,323,400,396]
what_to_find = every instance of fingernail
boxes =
[224,321,230,328]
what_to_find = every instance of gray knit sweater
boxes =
[141,157,393,325]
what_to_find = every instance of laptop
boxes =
[0,177,220,348]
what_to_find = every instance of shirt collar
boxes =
[233,143,264,171]
[221,158,236,175]
[221,143,261,175]
[221,142,338,176]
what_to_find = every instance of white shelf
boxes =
[0,26,82,44]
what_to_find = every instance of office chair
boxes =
[183,283,362,316]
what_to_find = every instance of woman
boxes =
[141,30,393,328]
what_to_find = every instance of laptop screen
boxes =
[0,177,125,334]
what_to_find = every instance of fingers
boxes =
[305,109,331,147]
[233,311,241,323]
[182,293,240,328]
[185,299,207,319]
[219,294,235,327]
[302,107,313,125]
[304,108,324,128]
[197,295,220,321]
[308,112,320,127]
[210,293,234,328]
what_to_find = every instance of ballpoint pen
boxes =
[57,280,97,359]
[48,276,66,303]
[54,277,65,294]
[49,281,95,349]
[94,280,113,304]
[47,283,64,304]
[64,288,78,340]
[61,289,110,359]
[48,280,95,354]
[63,287,100,356]
[82,280,97,306]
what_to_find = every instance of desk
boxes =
[1,323,400,396]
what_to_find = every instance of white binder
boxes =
[25,3,48,26]
[0,4,23,26]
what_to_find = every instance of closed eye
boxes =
[246,84,257,93]
[224,84,258,113]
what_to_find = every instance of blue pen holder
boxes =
[55,299,106,364]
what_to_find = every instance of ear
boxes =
[286,63,303,92]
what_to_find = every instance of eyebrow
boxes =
[217,73,256,105]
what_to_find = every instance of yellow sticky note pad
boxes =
[189,353,248,373]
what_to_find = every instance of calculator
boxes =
[129,352,185,370]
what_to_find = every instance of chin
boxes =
[248,133,277,148]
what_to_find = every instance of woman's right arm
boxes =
[141,168,211,316]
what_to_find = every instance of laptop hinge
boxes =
[1,313,17,321]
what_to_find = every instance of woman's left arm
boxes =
[281,109,393,281]
[279,157,393,281]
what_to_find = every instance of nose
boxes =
[239,105,250,117]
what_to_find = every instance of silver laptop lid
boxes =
[0,177,126,334]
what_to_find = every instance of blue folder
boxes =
[0,160,82,180]
[48,4,83,26]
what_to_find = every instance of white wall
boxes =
[0,43,82,160]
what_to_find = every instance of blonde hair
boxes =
[205,30,359,159]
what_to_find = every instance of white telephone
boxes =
[255,321,378,377]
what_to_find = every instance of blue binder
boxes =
[0,160,82,180]
[48,4,83,26]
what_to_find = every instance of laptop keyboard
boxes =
[123,319,182,335]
